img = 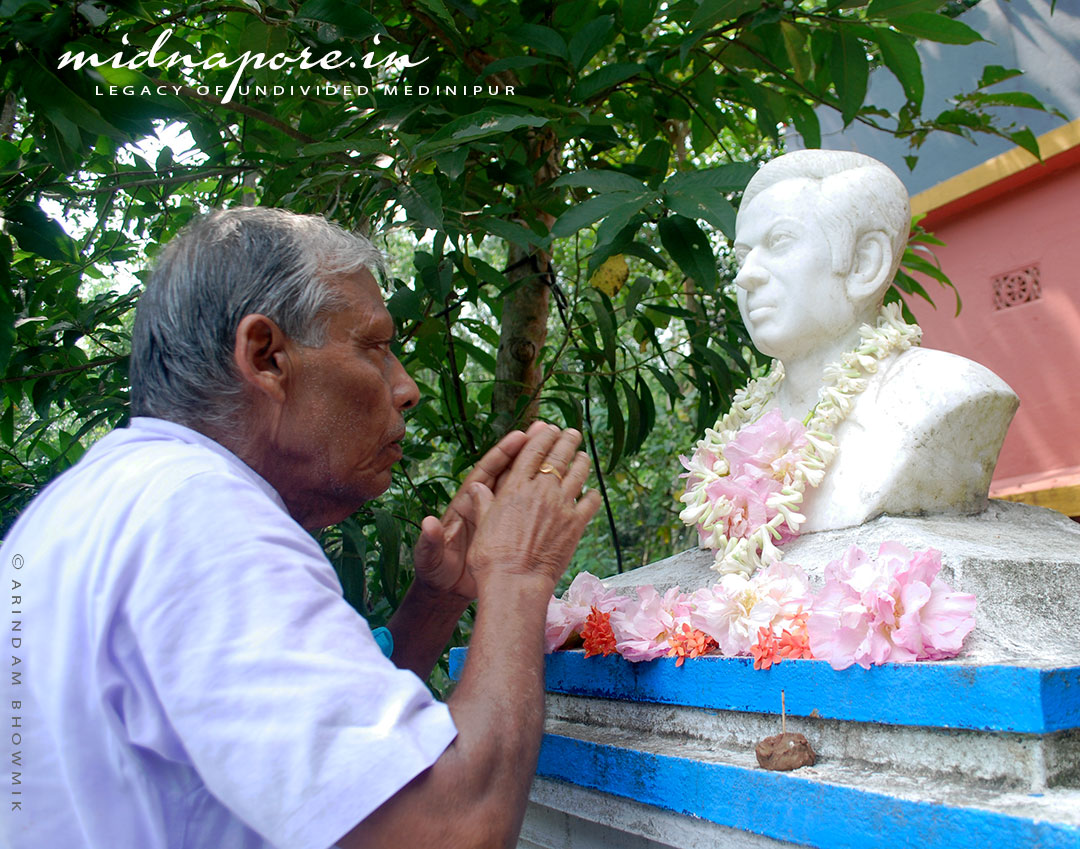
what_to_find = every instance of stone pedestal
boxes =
[450,501,1080,848]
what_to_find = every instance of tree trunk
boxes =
[491,126,562,436]
[492,245,552,435]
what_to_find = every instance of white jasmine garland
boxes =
[679,303,922,576]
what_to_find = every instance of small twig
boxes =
[443,310,478,455]
[782,689,787,735]
[0,356,125,384]
[584,377,624,573]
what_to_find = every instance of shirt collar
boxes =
[127,416,288,511]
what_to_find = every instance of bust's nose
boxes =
[734,250,768,291]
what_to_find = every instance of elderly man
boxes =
[1,208,600,848]
[732,149,1017,531]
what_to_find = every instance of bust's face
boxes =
[733,180,857,361]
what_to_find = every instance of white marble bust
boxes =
[732,149,1018,532]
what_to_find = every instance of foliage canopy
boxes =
[0,0,1052,685]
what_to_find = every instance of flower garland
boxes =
[545,543,977,671]
[678,302,923,576]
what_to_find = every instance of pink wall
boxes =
[908,152,1080,490]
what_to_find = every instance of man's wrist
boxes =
[406,578,472,616]
[475,570,556,605]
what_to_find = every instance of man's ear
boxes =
[233,314,292,404]
[847,230,894,301]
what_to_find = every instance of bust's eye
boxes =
[768,231,794,250]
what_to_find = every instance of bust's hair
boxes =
[741,149,911,290]
[130,207,386,431]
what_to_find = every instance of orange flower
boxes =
[666,622,719,667]
[582,606,618,657]
[751,625,782,670]
[779,612,814,660]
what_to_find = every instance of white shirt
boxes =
[1,417,456,849]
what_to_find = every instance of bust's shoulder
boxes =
[871,346,1016,404]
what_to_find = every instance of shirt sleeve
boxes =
[118,469,457,849]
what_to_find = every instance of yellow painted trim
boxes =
[911,117,1080,217]
[995,483,1080,518]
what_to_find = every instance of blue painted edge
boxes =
[538,734,1080,849]
[446,647,1080,733]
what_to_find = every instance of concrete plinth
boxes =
[450,501,1080,849]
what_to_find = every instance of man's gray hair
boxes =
[741,149,911,288]
[130,207,387,431]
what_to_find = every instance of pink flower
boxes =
[807,544,976,670]
[690,561,811,656]
[610,585,693,662]
[545,572,626,653]
[724,409,809,485]
[705,473,782,540]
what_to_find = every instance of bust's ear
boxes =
[233,314,292,404]
[847,230,894,301]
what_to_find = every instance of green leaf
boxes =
[829,31,869,127]
[664,188,736,237]
[413,0,459,37]
[299,139,391,157]
[0,403,13,448]
[622,0,660,31]
[865,0,942,18]
[620,376,643,456]
[551,191,650,238]
[688,0,760,31]
[417,110,550,154]
[1008,127,1040,159]
[590,294,618,369]
[780,21,811,83]
[624,275,652,315]
[509,24,569,60]
[595,197,655,247]
[786,97,822,149]
[569,16,614,71]
[478,56,551,77]
[572,63,644,101]
[554,169,647,193]
[596,378,625,473]
[477,216,549,251]
[663,164,755,194]
[968,91,1050,112]
[372,508,402,607]
[296,0,384,39]
[5,203,79,262]
[636,373,656,442]
[891,13,985,45]
[658,214,719,292]
[23,56,125,139]
[870,26,924,107]
[398,176,444,232]
[647,365,681,406]
[0,139,19,170]
[978,65,1024,88]
[0,290,14,376]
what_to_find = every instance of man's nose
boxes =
[391,356,421,410]
[733,250,767,291]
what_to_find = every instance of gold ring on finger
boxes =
[538,463,563,482]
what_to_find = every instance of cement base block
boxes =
[604,500,1080,666]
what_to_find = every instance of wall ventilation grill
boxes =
[992,264,1041,310]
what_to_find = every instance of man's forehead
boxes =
[324,269,394,328]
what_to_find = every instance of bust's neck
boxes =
[773,326,865,420]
